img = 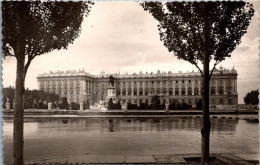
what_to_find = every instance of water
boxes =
[3,115,258,163]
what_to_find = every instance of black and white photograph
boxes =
[2,1,259,164]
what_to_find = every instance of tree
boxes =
[2,1,93,163]
[141,2,254,163]
[196,99,203,110]
[244,90,259,105]
[2,87,60,109]
[61,97,69,110]
[2,86,15,109]
[108,98,114,110]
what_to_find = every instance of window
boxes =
[175,88,179,95]
[176,80,178,83]
[182,80,184,83]
[139,90,143,95]
[228,99,232,104]
[181,88,185,95]
[189,80,191,83]
[169,89,173,95]
[188,87,192,95]
[188,99,191,104]
[210,87,216,95]
[134,90,137,95]
[219,86,224,94]
[194,88,199,95]
[220,99,223,104]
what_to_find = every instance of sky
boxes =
[2,1,259,104]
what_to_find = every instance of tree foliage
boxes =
[2,2,94,163]
[108,98,114,110]
[61,97,69,110]
[244,90,259,105]
[2,87,60,109]
[3,1,93,76]
[141,1,254,77]
[141,2,254,163]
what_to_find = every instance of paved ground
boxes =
[26,153,258,164]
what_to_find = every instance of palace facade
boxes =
[37,66,238,107]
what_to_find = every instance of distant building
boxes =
[37,66,238,107]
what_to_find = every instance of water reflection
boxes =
[3,117,239,135]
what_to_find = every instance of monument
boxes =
[106,75,117,104]
[6,98,10,110]
[96,75,120,111]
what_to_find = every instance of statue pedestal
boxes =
[80,103,83,111]
[165,104,169,113]
[6,102,10,110]
[48,103,52,110]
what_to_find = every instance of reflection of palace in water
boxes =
[37,66,238,107]
[39,117,239,133]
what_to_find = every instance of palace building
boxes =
[37,66,238,107]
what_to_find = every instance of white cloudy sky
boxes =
[2,1,259,104]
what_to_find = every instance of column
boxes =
[192,80,194,95]
[166,80,169,94]
[224,80,226,94]
[143,81,145,95]
[91,81,93,95]
[87,81,90,95]
[179,82,181,96]
[154,80,157,94]
[74,80,76,94]
[82,80,86,95]
[131,81,134,95]
[160,80,163,94]
[185,81,188,95]
[137,81,140,95]
[120,82,123,96]
[235,79,237,94]
[233,79,236,94]
[173,81,175,95]
[126,82,128,96]
[61,80,64,95]
[198,80,201,95]
[216,79,218,95]
[148,81,151,94]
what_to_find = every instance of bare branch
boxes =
[193,62,203,76]
[24,55,36,79]
[209,60,219,79]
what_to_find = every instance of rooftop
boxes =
[37,66,237,78]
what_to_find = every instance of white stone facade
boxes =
[37,67,238,106]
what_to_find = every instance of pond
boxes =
[3,115,258,163]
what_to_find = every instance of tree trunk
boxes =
[13,53,25,164]
[201,3,211,164]
[13,4,27,163]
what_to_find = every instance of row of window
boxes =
[120,98,232,105]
